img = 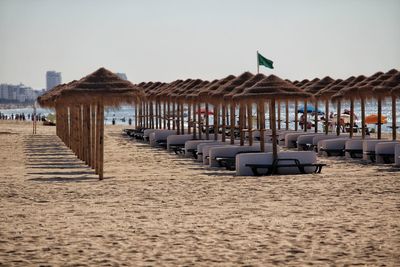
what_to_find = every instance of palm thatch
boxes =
[58,67,144,106]
[304,76,335,95]
[220,72,255,100]
[315,76,354,100]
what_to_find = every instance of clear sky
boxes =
[0,0,399,89]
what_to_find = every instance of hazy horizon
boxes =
[1,0,399,89]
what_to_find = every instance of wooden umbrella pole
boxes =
[91,104,96,170]
[239,102,244,146]
[230,102,235,145]
[198,103,202,139]
[221,104,226,142]
[96,102,104,179]
[205,102,210,140]
[213,103,218,141]
[85,105,91,165]
[285,100,289,130]
[325,100,329,135]
[187,102,191,134]
[167,100,171,130]
[247,101,253,146]
[294,100,298,131]
[259,100,266,152]
[79,105,84,161]
[192,101,197,139]
[180,102,184,134]
[176,101,180,134]
[172,101,176,130]
[361,98,366,139]
[377,97,382,139]
[349,99,354,138]
[314,100,318,133]
[158,101,162,129]
[392,96,397,140]
[304,100,308,132]
[151,101,155,129]
[277,100,281,130]
[336,100,341,136]
[163,101,166,129]
[270,99,278,159]
[134,102,138,129]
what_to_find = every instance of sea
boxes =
[1,99,399,132]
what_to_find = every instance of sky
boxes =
[0,0,399,89]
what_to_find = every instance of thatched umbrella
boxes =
[221,72,255,145]
[298,78,320,132]
[331,72,383,138]
[303,76,335,133]
[56,67,144,180]
[292,79,310,130]
[373,72,400,140]
[233,74,313,157]
[315,76,355,135]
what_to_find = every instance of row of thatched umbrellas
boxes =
[38,67,399,180]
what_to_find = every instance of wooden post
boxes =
[91,104,96,170]
[349,99,354,138]
[325,100,329,135]
[314,100,319,133]
[176,101,180,134]
[213,103,218,141]
[180,102,184,134]
[187,102,191,134]
[304,100,308,132]
[247,101,253,146]
[285,100,289,130]
[230,103,235,145]
[167,100,171,130]
[205,103,210,139]
[172,101,176,130]
[221,104,226,142]
[97,103,104,180]
[85,105,91,165]
[277,100,281,130]
[239,102,244,146]
[392,96,397,140]
[294,100,298,131]
[259,100,265,152]
[377,97,382,139]
[198,103,202,139]
[270,99,278,159]
[336,100,341,136]
[192,102,197,139]
[361,98,366,139]
[163,101,167,129]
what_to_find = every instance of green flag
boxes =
[258,52,274,69]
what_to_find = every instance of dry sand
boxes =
[0,120,399,266]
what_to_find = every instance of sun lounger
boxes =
[184,140,216,158]
[196,141,227,162]
[318,138,349,156]
[297,133,324,151]
[277,130,298,146]
[143,129,157,142]
[209,143,275,170]
[236,151,326,176]
[312,134,349,152]
[344,139,364,158]
[395,144,400,166]
[362,139,390,162]
[202,143,232,165]
[149,130,176,147]
[167,134,194,152]
[284,133,308,148]
[375,141,399,164]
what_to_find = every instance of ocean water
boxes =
[1,98,399,132]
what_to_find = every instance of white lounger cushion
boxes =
[202,144,232,164]
[395,144,400,166]
[318,138,348,156]
[345,139,364,158]
[236,151,317,176]
[143,129,156,139]
[312,134,349,151]
[196,142,228,162]
[150,130,176,146]
[184,140,217,157]
[362,139,390,161]
[297,133,324,150]
[375,141,400,163]
[208,143,274,167]
[167,134,193,151]
[284,133,308,148]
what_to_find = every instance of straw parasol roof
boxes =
[315,76,354,100]
[391,84,400,97]
[304,76,335,95]
[233,74,313,100]
[220,72,255,101]
[373,71,400,97]
[299,78,320,90]
[58,68,144,106]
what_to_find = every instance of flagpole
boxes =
[256,50,259,74]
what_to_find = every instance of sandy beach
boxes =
[0,120,399,266]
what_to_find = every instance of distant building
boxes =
[0,83,41,102]
[116,73,128,80]
[46,71,62,90]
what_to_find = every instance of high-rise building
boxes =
[46,71,62,90]
[116,73,128,80]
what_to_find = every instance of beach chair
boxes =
[395,144,400,166]
[318,138,349,156]
[344,139,364,158]
[362,139,390,162]
[284,133,307,148]
[196,141,227,162]
[184,139,216,158]
[149,130,176,147]
[143,129,157,142]
[375,141,400,164]
[202,143,232,165]
[209,143,274,170]
[167,134,193,153]
[312,134,349,152]
[236,151,326,176]
[297,133,324,151]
